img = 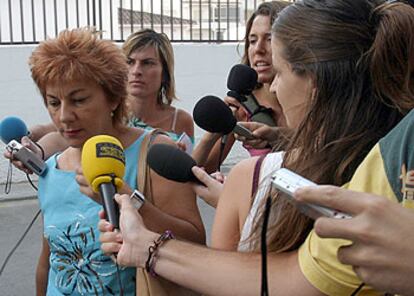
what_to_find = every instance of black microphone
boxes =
[147,143,201,183]
[193,95,254,139]
[227,64,276,127]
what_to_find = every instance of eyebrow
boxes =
[46,88,86,98]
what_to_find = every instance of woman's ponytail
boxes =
[369,2,414,113]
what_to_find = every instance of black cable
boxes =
[26,173,38,191]
[4,160,12,194]
[114,254,124,295]
[0,209,41,277]
[261,195,272,296]
[218,135,227,172]
[350,282,365,296]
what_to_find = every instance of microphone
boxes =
[227,64,276,127]
[147,143,201,183]
[0,116,46,176]
[81,135,125,229]
[0,116,28,143]
[193,95,254,139]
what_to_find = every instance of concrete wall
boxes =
[0,42,249,184]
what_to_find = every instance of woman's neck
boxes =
[131,95,162,122]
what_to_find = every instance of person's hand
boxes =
[75,167,102,203]
[224,96,248,122]
[3,136,43,174]
[99,194,157,268]
[191,166,224,208]
[234,122,292,150]
[176,141,187,152]
[294,186,414,296]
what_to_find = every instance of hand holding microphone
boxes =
[227,64,276,127]
[1,116,46,176]
[193,95,255,140]
[81,135,125,229]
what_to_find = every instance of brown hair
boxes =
[241,1,291,67]
[29,27,129,126]
[249,0,414,252]
[123,29,176,105]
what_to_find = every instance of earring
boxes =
[158,84,168,105]
[110,111,115,117]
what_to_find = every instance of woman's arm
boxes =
[143,135,205,244]
[36,237,50,296]
[210,157,257,250]
[99,195,323,296]
[192,132,235,174]
[29,123,57,142]
[174,109,195,139]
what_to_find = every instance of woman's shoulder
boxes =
[173,108,194,137]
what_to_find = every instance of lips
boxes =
[130,80,145,86]
[62,129,82,137]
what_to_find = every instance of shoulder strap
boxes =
[137,128,168,203]
[171,108,178,132]
[251,154,266,198]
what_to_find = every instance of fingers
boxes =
[313,216,358,241]
[294,185,366,215]
[100,241,122,255]
[98,210,106,220]
[192,166,212,185]
[114,193,134,211]
[98,218,114,232]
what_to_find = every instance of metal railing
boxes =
[0,0,284,44]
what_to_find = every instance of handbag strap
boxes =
[251,154,266,198]
[137,128,167,203]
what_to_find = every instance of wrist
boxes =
[134,230,159,268]
[145,230,175,276]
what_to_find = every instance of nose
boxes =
[59,101,75,123]
[253,37,267,54]
[130,62,142,76]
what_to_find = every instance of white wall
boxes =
[0,43,241,125]
[0,43,249,183]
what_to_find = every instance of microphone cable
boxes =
[218,135,228,172]
[260,194,272,296]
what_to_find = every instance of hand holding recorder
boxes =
[272,168,351,219]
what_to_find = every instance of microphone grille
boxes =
[193,95,236,134]
[227,64,258,95]
[147,143,197,183]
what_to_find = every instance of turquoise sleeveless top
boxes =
[129,116,195,144]
[38,133,146,295]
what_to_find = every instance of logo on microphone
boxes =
[95,142,125,164]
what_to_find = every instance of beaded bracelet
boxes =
[145,230,175,277]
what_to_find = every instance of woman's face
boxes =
[127,46,164,100]
[270,39,313,128]
[248,15,274,84]
[45,80,118,148]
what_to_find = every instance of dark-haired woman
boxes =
[99,0,414,295]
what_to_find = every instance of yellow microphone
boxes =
[81,135,125,229]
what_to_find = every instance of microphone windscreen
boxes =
[81,135,125,192]
[0,116,28,143]
[193,95,236,134]
[147,143,198,183]
[227,64,258,95]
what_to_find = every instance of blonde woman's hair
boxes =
[123,29,176,105]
